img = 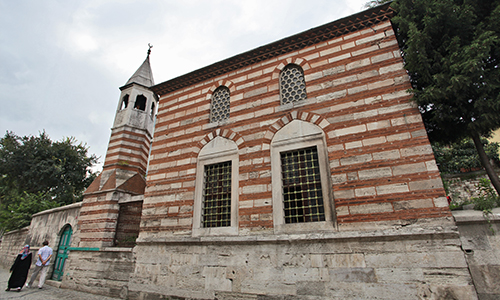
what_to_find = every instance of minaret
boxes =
[76,46,157,248]
[102,44,156,180]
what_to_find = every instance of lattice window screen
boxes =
[210,86,230,122]
[202,161,232,227]
[280,146,325,223]
[280,64,307,105]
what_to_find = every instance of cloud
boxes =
[0,0,370,172]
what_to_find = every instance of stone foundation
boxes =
[455,208,500,300]
[62,248,135,299]
[128,222,477,300]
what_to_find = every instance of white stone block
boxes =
[376,183,409,195]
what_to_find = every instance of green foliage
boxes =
[471,178,500,211]
[388,0,500,195]
[432,138,500,173]
[0,190,59,231]
[0,131,98,231]
[391,0,500,143]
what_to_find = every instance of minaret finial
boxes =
[147,43,153,56]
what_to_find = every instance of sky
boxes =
[0,0,369,171]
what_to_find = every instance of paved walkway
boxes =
[0,266,119,300]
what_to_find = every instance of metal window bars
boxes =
[202,161,232,227]
[280,64,307,105]
[281,146,325,223]
[210,86,230,123]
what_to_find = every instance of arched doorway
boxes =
[51,225,72,281]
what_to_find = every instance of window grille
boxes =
[210,86,230,123]
[280,146,325,223]
[280,64,307,105]
[202,161,232,227]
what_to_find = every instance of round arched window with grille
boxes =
[280,64,307,105]
[210,86,230,123]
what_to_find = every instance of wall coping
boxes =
[68,247,133,253]
[2,226,29,236]
[452,207,500,224]
[31,202,82,218]
[137,225,460,246]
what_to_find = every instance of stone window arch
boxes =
[193,136,239,236]
[270,119,334,233]
[150,101,155,117]
[134,94,147,111]
[210,86,230,123]
[280,64,307,105]
[120,94,129,110]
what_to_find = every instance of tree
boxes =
[432,138,500,174]
[384,0,500,194]
[0,131,98,231]
[0,190,58,231]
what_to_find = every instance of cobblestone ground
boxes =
[0,266,119,300]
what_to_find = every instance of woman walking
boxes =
[6,245,32,292]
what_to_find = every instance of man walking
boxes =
[26,240,53,289]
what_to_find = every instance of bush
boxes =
[471,178,500,211]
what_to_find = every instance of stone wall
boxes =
[28,202,81,248]
[454,208,500,300]
[61,248,134,299]
[0,227,30,269]
[128,222,475,299]
[0,203,81,277]
[444,171,500,206]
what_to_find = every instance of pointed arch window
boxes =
[150,102,156,117]
[280,64,307,105]
[210,86,230,123]
[193,136,239,236]
[120,94,129,110]
[134,95,147,111]
[270,120,334,233]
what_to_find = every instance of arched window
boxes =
[279,64,307,105]
[210,86,230,123]
[134,95,147,111]
[150,101,155,117]
[193,136,239,236]
[120,94,129,110]
[270,120,334,233]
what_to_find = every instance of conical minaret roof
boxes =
[124,46,155,88]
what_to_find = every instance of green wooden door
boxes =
[51,225,72,281]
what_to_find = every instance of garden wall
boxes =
[0,227,29,270]
[443,170,500,208]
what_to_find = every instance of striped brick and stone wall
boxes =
[129,4,475,299]
[141,17,449,238]
[102,124,152,177]
[75,55,155,249]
